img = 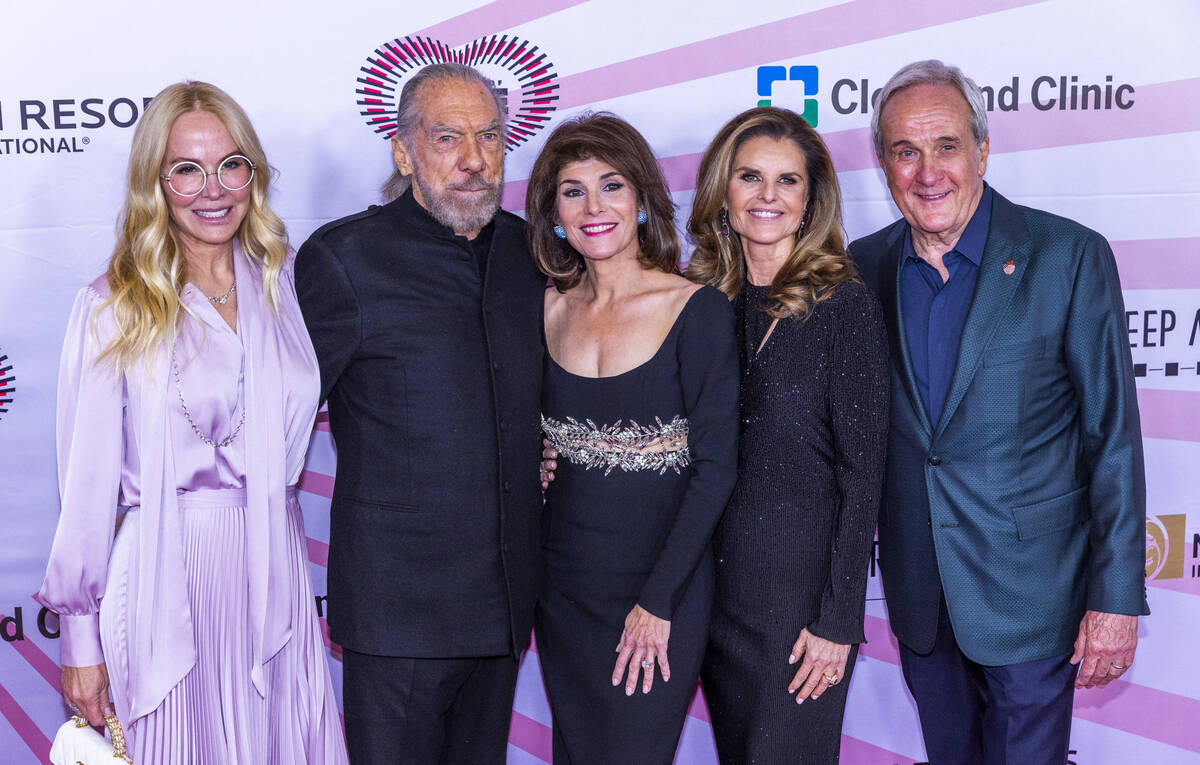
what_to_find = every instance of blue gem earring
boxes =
[636,209,648,225]
[553,225,567,239]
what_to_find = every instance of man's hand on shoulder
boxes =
[1070,610,1137,689]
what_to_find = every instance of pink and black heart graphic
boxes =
[355,35,559,151]
[0,348,14,422]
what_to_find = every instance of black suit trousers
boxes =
[342,649,519,765]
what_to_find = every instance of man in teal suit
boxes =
[849,60,1147,764]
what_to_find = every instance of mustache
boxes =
[446,175,498,193]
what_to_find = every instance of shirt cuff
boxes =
[59,613,105,667]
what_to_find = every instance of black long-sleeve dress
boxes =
[703,280,889,764]
[537,286,739,764]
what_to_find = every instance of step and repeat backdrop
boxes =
[2,1,1198,762]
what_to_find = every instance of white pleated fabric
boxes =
[101,488,346,764]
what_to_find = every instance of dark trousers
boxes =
[342,649,519,765]
[898,597,1078,765]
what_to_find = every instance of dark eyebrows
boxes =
[557,170,624,187]
[732,164,802,178]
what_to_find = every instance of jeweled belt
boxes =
[541,414,691,476]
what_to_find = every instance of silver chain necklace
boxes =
[171,344,246,448]
[208,279,236,305]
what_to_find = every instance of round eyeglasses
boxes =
[161,155,256,197]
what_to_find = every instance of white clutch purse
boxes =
[49,714,132,764]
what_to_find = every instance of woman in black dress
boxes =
[688,107,890,762]
[526,114,738,764]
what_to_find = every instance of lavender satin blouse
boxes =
[36,242,319,721]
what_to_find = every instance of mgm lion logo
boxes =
[1145,514,1186,580]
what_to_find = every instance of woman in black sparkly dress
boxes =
[688,107,890,763]
[526,114,739,763]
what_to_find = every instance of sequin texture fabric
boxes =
[540,414,690,476]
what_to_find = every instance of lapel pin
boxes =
[1003,260,1015,275]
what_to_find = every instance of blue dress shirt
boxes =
[900,184,993,425]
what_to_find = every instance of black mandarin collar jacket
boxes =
[295,189,545,657]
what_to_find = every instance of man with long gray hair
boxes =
[295,62,544,763]
[849,59,1146,763]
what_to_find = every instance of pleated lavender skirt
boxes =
[100,488,348,764]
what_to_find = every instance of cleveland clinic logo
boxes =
[756,65,819,127]
[755,64,1136,124]
[355,35,559,151]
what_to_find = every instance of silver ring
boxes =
[641,660,654,670]
[1111,663,1127,670]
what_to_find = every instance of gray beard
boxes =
[412,168,503,235]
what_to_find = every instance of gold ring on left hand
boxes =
[823,672,839,685]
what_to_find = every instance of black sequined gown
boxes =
[536,286,739,764]
[702,281,890,764]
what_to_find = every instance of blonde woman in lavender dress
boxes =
[36,82,347,764]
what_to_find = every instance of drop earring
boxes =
[719,207,730,238]
[553,225,567,239]
[636,209,648,225]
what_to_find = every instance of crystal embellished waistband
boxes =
[541,414,691,476]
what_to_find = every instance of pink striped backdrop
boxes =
[2,1,1198,762]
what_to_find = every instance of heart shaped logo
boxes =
[355,34,560,152]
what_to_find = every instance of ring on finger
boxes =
[823,672,839,685]
[1110,663,1126,670]
[641,659,654,670]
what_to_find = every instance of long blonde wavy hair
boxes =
[686,107,857,319]
[100,81,287,370]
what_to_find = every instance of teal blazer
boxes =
[850,189,1147,665]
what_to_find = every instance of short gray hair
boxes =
[381,62,506,201]
[870,59,989,159]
